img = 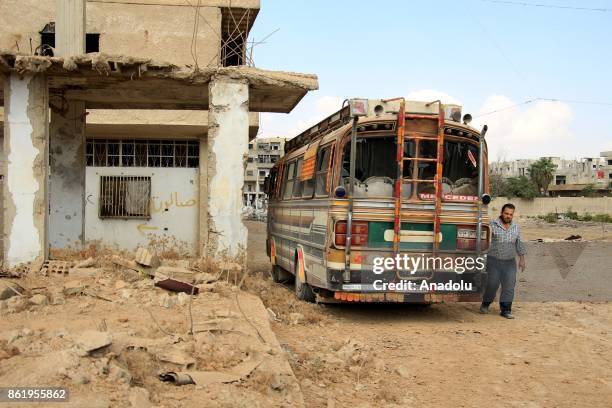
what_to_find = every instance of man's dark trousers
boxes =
[482,256,517,313]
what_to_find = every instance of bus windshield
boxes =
[341,135,479,199]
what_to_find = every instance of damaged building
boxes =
[0,0,318,267]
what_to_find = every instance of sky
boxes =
[248,0,612,161]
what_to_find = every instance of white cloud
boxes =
[473,96,574,161]
[406,89,461,105]
[258,95,344,139]
[258,91,582,162]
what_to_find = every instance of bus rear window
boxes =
[341,135,480,199]
[442,141,479,196]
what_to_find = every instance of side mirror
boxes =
[481,193,491,205]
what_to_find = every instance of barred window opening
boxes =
[86,139,199,168]
[99,176,151,219]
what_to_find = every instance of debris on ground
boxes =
[154,266,199,294]
[0,281,25,300]
[0,245,305,407]
[135,247,160,268]
[565,234,582,241]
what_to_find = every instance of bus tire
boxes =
[294,255,315,302]
[271,265,293,283]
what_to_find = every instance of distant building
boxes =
[243,137,285,208]
[490,151,612,197]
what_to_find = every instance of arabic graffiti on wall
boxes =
[150,191,197,213]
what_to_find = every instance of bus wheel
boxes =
[271,265,293,283]
[295,256,315,302]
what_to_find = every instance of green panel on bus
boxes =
[367,222,457,250]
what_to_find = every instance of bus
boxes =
[264,98,491,303]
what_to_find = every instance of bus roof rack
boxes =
[284,105,351,154]
[284,98,468,154]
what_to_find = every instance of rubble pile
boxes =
[0,247,304,407]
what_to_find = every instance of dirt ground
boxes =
[243,220,612,408]
[0,219,609,408]
[519,216,612,242]
[0,256,304,407]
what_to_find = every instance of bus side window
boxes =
[302,176,315,198]
[266,168,277,198]
[283,161,295,200]
[292,158,303,198]
[315,146,332,196]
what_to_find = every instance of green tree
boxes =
[528,158,557,196]
[581,184,597,197]
[506,176,539,199]
[489,173,508,197]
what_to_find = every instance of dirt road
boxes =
[245,221,612,407]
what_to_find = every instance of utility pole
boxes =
[55,0,86,56]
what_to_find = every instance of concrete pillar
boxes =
[55,0,86,56]
[3,74,49,266]
[206,76,249,262]
[198,133,208,257]
[49,101,85,249]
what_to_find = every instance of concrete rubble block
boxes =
[70,267,104,278]
[122,269,142,283]
[156,347,196,368]
[109,361,132,384]
[28,257,46,274]
[6,296,28,313]
[29,294,48,306]
[134,247,159,268]
[63,280,87,296]
[41,260,74,275]
[75,257,96,268]
[0,281,25,300]
[128,387,151,408]
[112,255,144,273]
[194,272,218,284]
[73,330,112,355]
[155,266,195,283]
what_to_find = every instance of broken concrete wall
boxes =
[49,101,85,249]
[0,0,260,144]
[84,167,199,254]
[0,0,222,66]
[206,76,248,262]
[3,74,48,266]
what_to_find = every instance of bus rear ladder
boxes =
[393,101,445,259]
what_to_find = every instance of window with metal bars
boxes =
[99,176,151,219]
[86,139,199,168]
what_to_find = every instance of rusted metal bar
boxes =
[433,104,445,251]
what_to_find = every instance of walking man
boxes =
[480,203,526,319]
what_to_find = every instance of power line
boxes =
[474,97,612,118]
[479,0,611,12]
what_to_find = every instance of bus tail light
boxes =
[456,227,489,251]
[334,221,368,247]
